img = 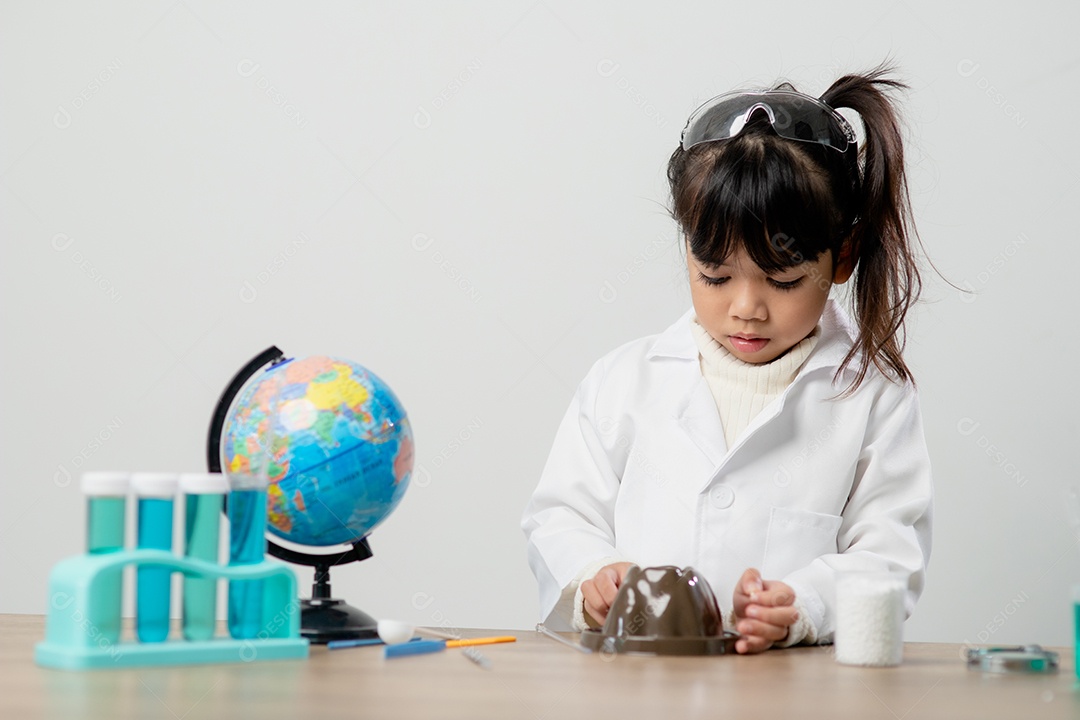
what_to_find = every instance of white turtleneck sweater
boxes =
[689,319,820,448]
[571,320,825,641]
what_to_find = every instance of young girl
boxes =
[521,65,933,654]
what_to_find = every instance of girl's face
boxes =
[688,244,844,364]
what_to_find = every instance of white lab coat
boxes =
[521,300,933,641]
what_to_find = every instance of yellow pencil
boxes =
[445,636,517,648]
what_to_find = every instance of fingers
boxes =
[734,616,793,655]
[580,580,607,623]
[736,634,775,654]
[740,568,764,596]
[750,582,796,607]
[581,567,625,624]
[731,572,797,655]
[734,595,798,655]
[609,562,634,584]
[741,603,798,628]
[738,577,795,608]
[594,567,623,604]
[732,568,763,616]
[735,618,791,641]
[734,571,796,615]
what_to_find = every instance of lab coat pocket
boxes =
[761,507,843,579]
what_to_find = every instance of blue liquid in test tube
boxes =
[181,473,228,641]
[228,485,267,639]
[1074,584,1080,681]
[82,472,129,645]
[132,473,178,643]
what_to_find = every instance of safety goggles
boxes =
[680,85,857,156]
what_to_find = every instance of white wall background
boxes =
[2,1,1078,646]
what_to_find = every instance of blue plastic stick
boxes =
[328,636,423,650]
[384,639,446,658]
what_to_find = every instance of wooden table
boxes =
[2,614,1076,719]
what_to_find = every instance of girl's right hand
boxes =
[580,562,635,627]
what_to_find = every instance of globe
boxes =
[220,355,413,548]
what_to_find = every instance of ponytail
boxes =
[821,63,922,391]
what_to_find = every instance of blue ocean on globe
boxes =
[221,355,413,547]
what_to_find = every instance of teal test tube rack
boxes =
[35,551,308,670]
[36,472,308,670]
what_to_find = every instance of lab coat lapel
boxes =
[676,373,728,468]
[647,309,728,468]
[646,300,857,490]
[689,299,857,489]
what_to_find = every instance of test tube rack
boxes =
[35,549,309,670]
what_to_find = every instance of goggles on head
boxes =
[680,84,857,157]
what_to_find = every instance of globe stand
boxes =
[207,346,383,645]
[269,537,380,644]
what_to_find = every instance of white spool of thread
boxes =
[834,571,906,667]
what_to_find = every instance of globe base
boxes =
[266,539,380,644]
[299,597,379,644]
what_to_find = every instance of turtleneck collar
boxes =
[689,318,821,447]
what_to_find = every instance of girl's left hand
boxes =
[732,568,798,654]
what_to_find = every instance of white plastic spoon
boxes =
[377,619,459,645]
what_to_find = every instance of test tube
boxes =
[81,471,129,645]
[132,472,178,643]
[227,473,268,639]
[1073,583,1080,681]
[180,472,227,641]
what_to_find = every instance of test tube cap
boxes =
[130,472,179,497]
[80,471,130,496]
[226,472,271,491]
[178,472,229,494]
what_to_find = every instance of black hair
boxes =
[668,62,921,391]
